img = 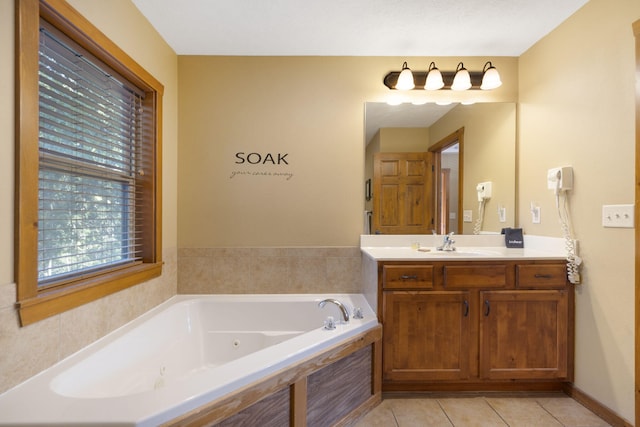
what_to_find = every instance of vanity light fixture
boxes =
[383,61,502,91]
[451,62,471,91]
[395,62,415,90]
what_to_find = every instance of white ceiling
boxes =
[132,0,589,56]
[131,0,589,142]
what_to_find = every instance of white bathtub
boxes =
[0,294,379,426]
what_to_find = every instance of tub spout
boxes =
[318,298,350,323]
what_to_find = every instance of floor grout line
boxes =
[534,398,567,427]
[483,396,511,427]
[435,398,455,427]
[389,405,400,427]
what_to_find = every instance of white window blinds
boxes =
[38,23,147,286]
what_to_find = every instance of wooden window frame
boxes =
[15,0,163,326]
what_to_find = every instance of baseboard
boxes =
[562,383,632,427]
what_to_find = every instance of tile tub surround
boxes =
[0,247,178,395]
[178,246,363,294]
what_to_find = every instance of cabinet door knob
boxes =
[484,300,491,317]
[463,300,469,317]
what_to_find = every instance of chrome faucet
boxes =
[318,298,350,323]
[437,232,456,251]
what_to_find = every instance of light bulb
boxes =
[481,62,502,90]
[395,62,415,90]
[424,62,444,90]
[451,62,471,91]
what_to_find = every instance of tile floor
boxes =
[355,393,611,427]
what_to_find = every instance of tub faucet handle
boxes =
[324,316,336,330]
[352,307,364,319]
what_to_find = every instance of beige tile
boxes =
[59,297,110,359]
[437,397,508,427]
[289,256,327,292]
[486,397,563,427]
[138,267,177,304]
[251,256,291,293]
[286,247,334,258]
[326,256,363,293]
[162,247,179,284]
[0,307,60,393]
[251,247,290,257]
[101,287,141,331]
[211,256,252,293]
[217,247,255,258]
[177,246,366,295]
[355,399,398,427]
[536,397,611,427]
[178,256,213,293]
[388,398,453,427]
[178,247,215,257]
[0,282,16,309]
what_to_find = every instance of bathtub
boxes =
[0,294,381,426]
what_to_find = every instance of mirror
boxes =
[364,102,516,234]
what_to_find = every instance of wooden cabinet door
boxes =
[479,290,569,380]
[372,152,434,234]
[383,291,472,381]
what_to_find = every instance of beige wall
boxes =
[379,127,430,151]
[0,0,179,393]
[177,56,518,247]
[519,0,639,420]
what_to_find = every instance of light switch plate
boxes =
[463,210,473,222]
[602,204,634,228]
[531,206,541,224]
[498,207,506,223]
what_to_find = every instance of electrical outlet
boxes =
[602,204,634,228]
[463,210,473,222]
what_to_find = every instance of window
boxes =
[16,0,163,326]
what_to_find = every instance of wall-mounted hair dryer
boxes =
[547,166,573,194]
[473,181,492,234]
[476,181,492,201]
[547,165,581,284]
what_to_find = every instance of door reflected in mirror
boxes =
[364,102,516,235]
[435,141,460,234]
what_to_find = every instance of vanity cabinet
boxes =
[383,290,473,381]
[479,289,569,380]
[379,260,573,391]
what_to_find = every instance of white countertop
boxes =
[360,234,568,261]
